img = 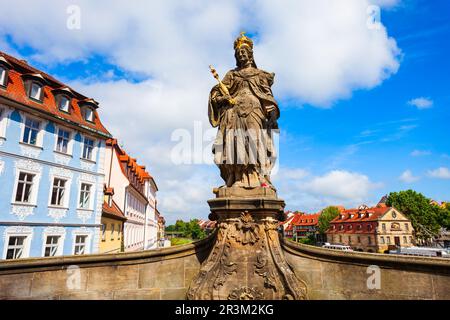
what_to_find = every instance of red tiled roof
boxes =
[107,138,157,188]
[294,213,320,226]
[102,200,126,221]
[330,206,391,223]
[0,51,111,137]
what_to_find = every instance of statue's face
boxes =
[236,47,252,67]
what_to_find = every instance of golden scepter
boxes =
[209,65,236,105]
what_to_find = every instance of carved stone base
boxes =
[187,188,308,300]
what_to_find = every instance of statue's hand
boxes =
[216,94,233,106]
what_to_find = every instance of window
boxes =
[56,129,70,153]
[29,82,43,101]
[368,236,372,244]
[403,236,407,244]
[386,236,391,244]
[15,172,35,203]
[382,223,386,231]
[111,224,115,240]
[50,178,66,206]
[117,225,121,240]
[0,66,6,87]
[44,236,60,257]
[348,236,351,244]
[380,236,385,244]
[409,236,413,244]
[78,183,91,209]
[22,117,40,145]
[74,235,87,255]
[357,236,361,243]
[101,224,106,241]
[59,96,70,112]
[6,236,26,259]
[339,235,342,243]
[82,108,94,122]
[405,223,409,231]
[82,137,94,160]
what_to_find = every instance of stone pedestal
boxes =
[186,187,308,300]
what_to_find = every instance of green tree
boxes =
[386,190,443,236]
[318,206,340,235]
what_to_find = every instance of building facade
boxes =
[283,212,320,242]
[0,51,111,259]
[99,187,126,253]
[326,204,415,253]
[104,139,162,252]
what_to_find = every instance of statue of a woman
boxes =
[208,33,279,189]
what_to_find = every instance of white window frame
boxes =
[29,82,43,101]
[43,235,61,257]
[2,228,33,260]
[54,126,73,155]
[48,177,68,208]
[82,107,94,122]
[58,95,70,113]
[41,228,65,257]
[80,135,97,162]
[12,171,37,204]
[20,115,43,147]
[71,230,91,255]
[0,66,6,87]
[77,181,94,210]
[0,106,11,140]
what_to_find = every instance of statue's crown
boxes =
[234,32,253,50]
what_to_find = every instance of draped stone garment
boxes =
[208,67,279,188]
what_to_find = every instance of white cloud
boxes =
[427,167,450,179]
[410,149,431,157]
[399,170,420,183]
[408,97,433,109]
[0,1,401,222]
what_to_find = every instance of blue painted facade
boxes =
[0,100,108,259]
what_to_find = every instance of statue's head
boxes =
[234,32,257,68]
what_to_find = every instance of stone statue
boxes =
[187,33,308,300]
[208,32,279,189]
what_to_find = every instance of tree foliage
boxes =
[318,206,340,234]
[386,190,450,236]
[165,219,206,240]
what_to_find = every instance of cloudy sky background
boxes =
[1,0,449,223]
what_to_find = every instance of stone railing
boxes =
[282,238,450,299]
[0,234,214,300]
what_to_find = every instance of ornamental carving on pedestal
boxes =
[187,210,308,300]
[228,286,264,300]
[11,204,35,221]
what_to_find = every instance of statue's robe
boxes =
[208,67,279,188]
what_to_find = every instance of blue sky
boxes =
[1,0,449,223]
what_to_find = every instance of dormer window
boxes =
[0,57,11,88]
[82,107,94,122]
[0,66,7,87]
[59,95,70,112]
[29,82,43,101]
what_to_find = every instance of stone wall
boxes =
[0,234,213,300]
[1,233,449,300]
[283,239,450,299]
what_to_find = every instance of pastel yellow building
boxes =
[99,188,126,253]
